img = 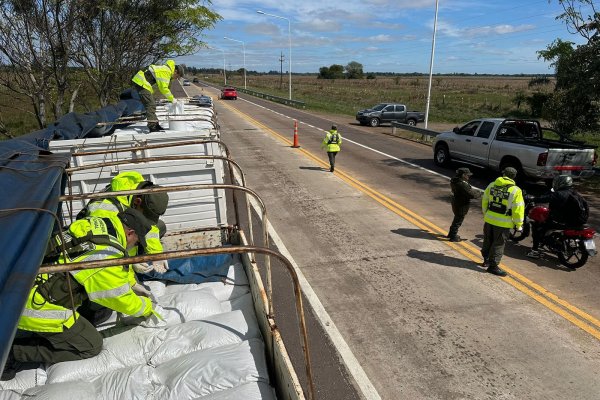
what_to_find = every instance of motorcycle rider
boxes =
[526,175,584,259]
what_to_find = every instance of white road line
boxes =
[257,202,382,400]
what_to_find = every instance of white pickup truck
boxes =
[433,118,597,182]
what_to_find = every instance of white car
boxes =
[182,79,191,86]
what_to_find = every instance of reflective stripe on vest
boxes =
[86,282,130,302]
[21,308,75,321]
[87,201,121,214]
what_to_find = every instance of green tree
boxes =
[345,61,364,79]
[538,0,599,134]
[318,66,332,79]
[318,64,344,79]
[329,64,344,79]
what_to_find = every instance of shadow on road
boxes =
[391,228,438,240]
[406,249,485,273]
[299,166,327,171]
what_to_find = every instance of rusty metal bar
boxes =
[70,139,232,159]
[38,245,315,400]
[64,155,247,229]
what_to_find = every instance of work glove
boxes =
[152,260,169,274]
[132,283,152,298]
[132,262,153,274]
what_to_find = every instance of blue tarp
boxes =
[0,97,143,368]
[141,254,234,283]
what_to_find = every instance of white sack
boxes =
[152,339,269,400]
[46,326,160,384]
[193,382,276,400]
[0,367,46,392]
[149,310,262,365]
[25,364,152,400]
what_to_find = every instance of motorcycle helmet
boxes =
[528,206,550,223]
[552,174,573,191]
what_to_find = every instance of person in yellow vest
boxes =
[77,171,169,275]
[481,167,525,276]
[131,59,184,132]
[321,125,342,172]
[3,209,156,379]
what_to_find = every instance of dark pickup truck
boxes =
[356,103,425,127]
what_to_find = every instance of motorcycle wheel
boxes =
[510,222,531,242]
[557,238,589,269]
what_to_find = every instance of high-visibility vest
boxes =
[79,171,163,256]
[19,217,153,333]
[322,129,342,152]
[482,177,525,228]
[131,60,176,102]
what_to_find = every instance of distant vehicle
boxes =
[192,77,199,83]
[190,94,213,108]
[182,79,191,86]
[356,103,425,127]
[433,118,598,182]
[221,87,237,100]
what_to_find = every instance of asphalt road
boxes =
[184,83,600,399]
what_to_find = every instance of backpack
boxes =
[565,192,589,226]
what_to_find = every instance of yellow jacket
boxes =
[482,176,525,229]
[131,59,176,102]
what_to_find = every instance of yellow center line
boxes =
[220,100,600,340]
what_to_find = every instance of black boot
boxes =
[1,351,16,381]
[487,265,507,277]
[148,124,165,133]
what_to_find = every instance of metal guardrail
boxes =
[234,87,306,109]
[391,121,440,138]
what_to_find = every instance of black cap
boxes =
[137,181,169,223]
[118,208,152,248]
[456,167,472,177]
[331,125,337,130]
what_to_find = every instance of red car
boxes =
[221,87,237,100]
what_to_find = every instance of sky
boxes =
[177,0,591,75]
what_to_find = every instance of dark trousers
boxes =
[133,84,157,128]
[531,220,563,250]
[327,152,338,170]
[481,222,510,267]
[12,316,103,364]
[448,203,470,238]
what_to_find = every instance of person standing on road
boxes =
[447,167,481,242]
[321,125,342,172]
[131,60,184,132]
[480,167,525,276]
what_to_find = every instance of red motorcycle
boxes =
[511,199,597,269]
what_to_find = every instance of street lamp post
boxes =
[424,0,440,130]
[224,37,247,89]
[257,10,292,100]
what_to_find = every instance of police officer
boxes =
[481,167,525,276]
[447,167,481,242]
[4,209,156,378]
[321,125,342,172]
[78,171,169,274]
[131,59,184,132]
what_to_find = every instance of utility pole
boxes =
[279,52,285,90]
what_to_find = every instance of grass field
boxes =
[203,73,599,148]
[206,73,551,122]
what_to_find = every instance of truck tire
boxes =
[434,143,451,167]
[407,119,417,126]
[369,118,380,127]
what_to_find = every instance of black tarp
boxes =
[0,98,143,369]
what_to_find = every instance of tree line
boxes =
[0,0,220,131]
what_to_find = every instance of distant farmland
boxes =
[204,74,554,124]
